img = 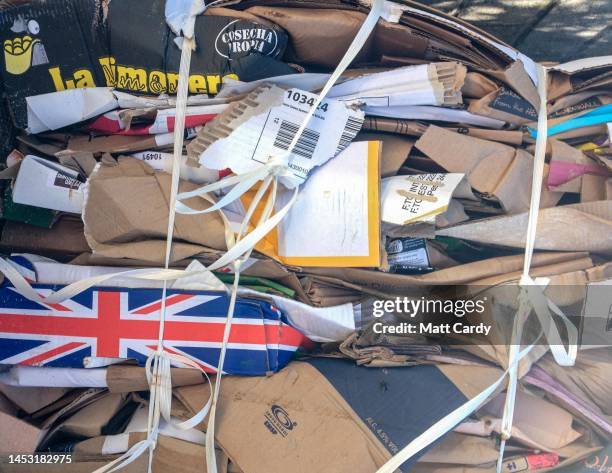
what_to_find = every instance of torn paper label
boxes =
[381,173,466,225]
[200,87,364,187]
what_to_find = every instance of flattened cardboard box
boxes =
[0,0,292,128]
[177,359,502,473]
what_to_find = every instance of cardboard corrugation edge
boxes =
[433,62,467,105]
[186,83,283,166]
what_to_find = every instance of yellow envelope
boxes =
[242,141,381,267]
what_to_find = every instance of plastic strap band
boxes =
[143,29,195,470]
[205,174,278,473]
[375,342,538,473]
[376,62,578,473]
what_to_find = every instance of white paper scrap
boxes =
[26,87,118,134]
[381,173,466,225]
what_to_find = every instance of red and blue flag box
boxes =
[0,281,309,375]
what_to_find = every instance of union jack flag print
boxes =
[0,283,308,375]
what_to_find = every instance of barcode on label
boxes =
[335,116,364,154]
[274,120,320,159]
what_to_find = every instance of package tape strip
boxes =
[375,63,578,473]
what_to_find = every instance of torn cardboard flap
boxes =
[548,59,612,101]
[83,157,227,263]
[0,382,69,414]
[57,152,98,177]
[581,174,610,202]
[481,59,540,110]
[483,390,583,451]
[437,200,612,254]
[187,83,284,165]
[415,125,561,213]
[418,432,500,465]
[60,392,128,438]
[462,71,498,99]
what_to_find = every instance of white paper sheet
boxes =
[202,87,364,187]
